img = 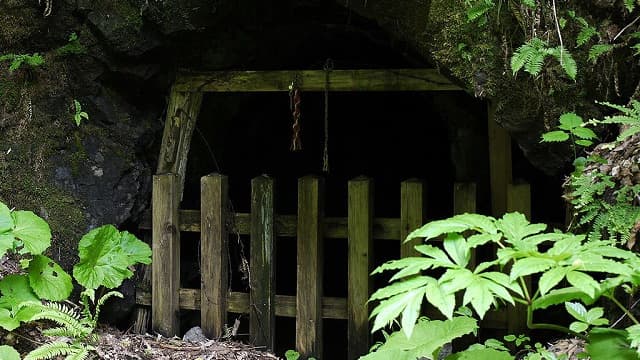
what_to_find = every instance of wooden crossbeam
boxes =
[173,69,462,92]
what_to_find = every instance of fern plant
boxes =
[589,100,640,142]
[0,53,45,72]
[511,37,577,80]
[23,290,123,360]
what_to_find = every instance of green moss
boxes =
[0,77,22,111]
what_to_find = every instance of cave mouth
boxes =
[170,4,490,359]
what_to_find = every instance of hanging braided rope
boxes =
[323,59,333,172]
[289,75,302,151]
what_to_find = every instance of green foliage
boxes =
[588,44,614,63]
[366,212,640,359]
[511,38,577,80]
[73,224,151,290]
[0,345,21,360]
[541,112,596,147]
[285,349,316,360]
[72,100,89,127]
[56,33,86,56]
[362,317,478,360]
[587,328,639,360]
[0,53,45,72]
[567,11,597,48]
[590,101,640,142]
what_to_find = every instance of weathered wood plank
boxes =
[157,87,204,195]
[296,176,324,359]
[400,179,425,258]
[200,174,229,339]
[173,69,461,92]
[136,290,349,319]
[348,177,374,360]
[141,211,401,240]
[249,176,276,350]
[152,174,181,336]
[453,183,477,266]
[506,183,532,335]
[488,101,512,217]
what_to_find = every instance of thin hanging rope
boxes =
[323,59,333,172]
[290,75,302,151]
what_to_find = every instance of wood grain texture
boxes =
[296,176,324,359]
[249,176,276,350]
[200,174,229,339]
[347,177,374,360]
[488,101,512,217]
[173,69,461,92]
[400,179,425,258]
[152,174,181,336]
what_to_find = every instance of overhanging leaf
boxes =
[558,112,583,130]
[0,202,13,233]
[510,257,556,280]
[538,266,569,295]
[120,232,151,266]
[0,345,21,360]
[532,287,595,310]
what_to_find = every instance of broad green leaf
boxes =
[446,347,514,360]
[373,257,431,274]
[510,257,556,280]
[444,233,469,267]
[451,213,497,234]
[11,210,51,255]
[28,255,73,301]
[0,202,13,232]
[586,307,607,325]
[575,139,593,147]
[363,317,477,360]
[541,130,569,142]
[415,245,455,268]
[566,271,599,298]
[407,220,467,241]
[569,321,588,333]
[0,308,20,330]
[0,275,39,311]
[370,276,432,301]
[73,225,135,290]
[440,268,475,294]
[480,272,524,297]
[558,112,583,130]
[0,233,14,259]
[467,233,500,248]
[547,236,582,257]
[0,345,20,360]
[390,258,437,281]
[426,281,456,319]
[587,328,639,360]
[565,302,587,321]
[483,280,514,305]
[571,127,597,140]
[372,289,424,333]
[497,213,546,243]
[538,266,568,295]
[531,287,595,310]
[401,288,426,338]
[119,231,151,265]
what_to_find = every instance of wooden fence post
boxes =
[507,183,531,335]
[488,101,512,217]
[454,183,477,266]
[400,179,425,258]
[250,175,276,350]
[348,177,374,360]
[152,174,181,336]
[296,176,324,359]
[201,174,229,339]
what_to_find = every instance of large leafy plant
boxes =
[364,212,640,359]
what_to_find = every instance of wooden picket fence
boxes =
[137,173,530,359]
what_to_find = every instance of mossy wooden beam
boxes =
[173,69,462,92]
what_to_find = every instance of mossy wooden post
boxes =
[152,174,181,336]
[250,175,276,350]
[201,174,229,339]
[347,177,374,360]
[488,101,512,217]
[507,183,532,334]
[400,179,425,258]
[454,183,477,265]
[296,176,324,359]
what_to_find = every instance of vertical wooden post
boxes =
[296,176,324,359]
[400,179,425,258]
[507,183,531,334]
[152,174,181,337]
[453,183,477,266]
[250,175,276,350]
[201,174,229,339]
[488,101,512,217]
[348,177,374,360]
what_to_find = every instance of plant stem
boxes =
[609,295,640,325]
[527,305,587,340]
[519,277,531,302]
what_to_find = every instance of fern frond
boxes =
[467,0,495,22]
[30,303,92,339]
[24,341,76,360]
[64,346,91,360]
[576,26,597,47]
[93,291,123,324]
[588,44,614,63]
